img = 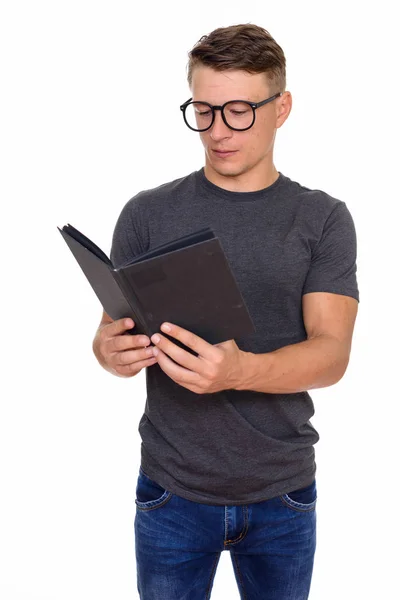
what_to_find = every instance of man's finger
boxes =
[110,317,135,336]
[151,333,201,372]
[159,322,216,359]
[107,332,150,353]
[153,347,200,386]
[115,346,155,365]
[115,355,158,376]
[102,317,139,339]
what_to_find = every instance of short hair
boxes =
[187,23,286,95]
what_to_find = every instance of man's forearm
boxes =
[235,334,350,393]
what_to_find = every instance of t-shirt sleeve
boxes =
[110,195,147,269]
[302,201,360,302]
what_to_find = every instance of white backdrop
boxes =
[1,1,399,599]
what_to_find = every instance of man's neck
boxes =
[203,162,280,193]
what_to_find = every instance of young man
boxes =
[93,24,359,600]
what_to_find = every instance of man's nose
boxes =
[209,110,232,140]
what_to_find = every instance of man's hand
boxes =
[93,317,157,377]
[149,322,246,394]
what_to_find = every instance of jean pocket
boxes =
[280,479,317,512]
[135,466,173,511]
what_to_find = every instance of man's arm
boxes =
[235,292,358,393]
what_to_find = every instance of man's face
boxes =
[190,66,289,180]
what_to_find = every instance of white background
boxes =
[1,1,399,598]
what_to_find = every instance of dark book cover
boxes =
[58,224,256,349]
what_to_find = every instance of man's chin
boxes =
[208,161,245,178]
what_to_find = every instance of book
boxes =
[58,223,256,351]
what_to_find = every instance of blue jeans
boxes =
[134,466,317,600]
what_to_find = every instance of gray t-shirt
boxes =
[110,168,359,506]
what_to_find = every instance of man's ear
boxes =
[276,91,292,128]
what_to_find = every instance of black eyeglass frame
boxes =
[180,92,283,132]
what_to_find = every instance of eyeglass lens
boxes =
[185,102,254,131]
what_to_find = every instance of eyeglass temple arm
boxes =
[255,92,283,108]
[180,98,193,110]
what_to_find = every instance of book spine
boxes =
[112,269,151,337]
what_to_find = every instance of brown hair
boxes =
[187,24,286,95]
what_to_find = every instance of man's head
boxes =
[184,24,292,189]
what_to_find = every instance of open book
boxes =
[58,223,255,347]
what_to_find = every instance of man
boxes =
[92,23,359,600]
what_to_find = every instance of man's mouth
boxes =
[212,149,238,158]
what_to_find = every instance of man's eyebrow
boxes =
[192,97,253,103]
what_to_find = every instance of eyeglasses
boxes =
[180,92,283,132]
